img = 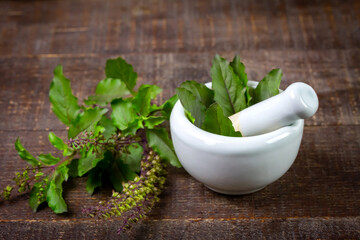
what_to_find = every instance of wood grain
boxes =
[0,0,359,239]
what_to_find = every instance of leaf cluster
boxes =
[176,55,283,136]
[6,57,180,216]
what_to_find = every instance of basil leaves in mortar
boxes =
[176,55,283,137]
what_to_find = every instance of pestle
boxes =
[229,82,319,136]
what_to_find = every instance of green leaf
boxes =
[230,55,251,105]
[63,148,75,157]
[176,80,214,127]
[201,103,242,137]
[46,181,67,214]
[77,149,103,177]
[111,98,138,130]
[49,65,80,126]
[251,69,283,105]
[230,56,248,85]
[121,143,143,172]
[96,151,113,170]
[67,159,79,178]
[143,116,166,129]
[179,80,214,107]
[248,87,255,104]
[185,110,195,124]
[86,167,104,195]
[79,152,110,182]
[93,125,105,137]
[122,118,144,136]
[176,87,207,128]
[211,55,247,116]
[85,78,130,106]
[46,165,69,214]
[146,128,181,168]
[98,115,117,139]
[105,57,137,94]
[160,94,178,119]
[29,182,47,212]
[109,158,137,192]
[84,151,114,195]
[68,107,108,139]
[48,132,73,157]
[148,94,178,120]
[38,153,61,165]
[14,138,39,166]
[133,84,162,116]
[48,132,67,151]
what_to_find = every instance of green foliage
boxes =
[176,54,283,137]
[176,80,214,127]
[46,164,69,213]
[84,150,167,233]
[121,143,143,172]
[211,54,248,117]
[175,87,206,127]
[133,84,162,116]
[111,98,138,131]
[105,57,138,94]
[3,56,180,235]
[68,107,108,139]
[160,94,178,119]
[86,167,103,195]
[49,65,80,126]
[202,103,242,137]
[146,128,181,168]
[48,132,74,157]
[109,158,137,193]
[38,154,61,165]
[143,116,166,129]
[14,138,39,166]
[77,148,103,177]
[98,116,117,139]
[85,78,130,106]
[29,181,47,212]
[84,151,112,194]
[48,132,67,151]
[230,55,251,105]
[179,80,214,107]
[250,68,282,105]
[2,185,13,200]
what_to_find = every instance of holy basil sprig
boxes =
[176,54,282,136]
[1,57,180,233]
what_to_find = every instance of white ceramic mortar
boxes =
[170,81,304,195]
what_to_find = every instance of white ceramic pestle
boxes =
[229,82,319,137]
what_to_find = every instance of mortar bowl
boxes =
[170,81,304,195]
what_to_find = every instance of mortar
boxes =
[170,81,304,195]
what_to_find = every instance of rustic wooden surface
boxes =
[0,0,359,239]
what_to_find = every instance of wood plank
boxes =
[0,0,359,58]
[1,217,359,239]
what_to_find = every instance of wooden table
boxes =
[0,0,359,239]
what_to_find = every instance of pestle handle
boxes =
[229,82,319,136]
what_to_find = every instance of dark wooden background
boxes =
[0,0,359,239]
